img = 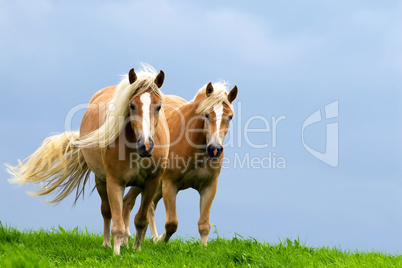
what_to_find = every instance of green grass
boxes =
[0,223,400,267]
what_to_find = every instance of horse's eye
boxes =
[205,113,210,119]
[129,103,136,110]
[156,104,162,111]
[228,115,233,121]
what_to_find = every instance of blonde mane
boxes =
[194,81,234,114]
[74,63,164,148]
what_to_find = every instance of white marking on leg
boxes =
[213,103,223,144]
[140,93,151,141]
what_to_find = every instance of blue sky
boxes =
[1,0,401,254]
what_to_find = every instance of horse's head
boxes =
[202,82,238,160]
[127,68,165,157]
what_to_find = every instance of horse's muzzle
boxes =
[137,137,154,158]
[206,143,223,160]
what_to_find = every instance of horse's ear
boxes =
[154,70,165,88]
[228,85,238,103]
[206,82,214,97]
[129,68,137,84]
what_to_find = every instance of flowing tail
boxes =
[6,131,91,205]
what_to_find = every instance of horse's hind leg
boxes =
[149,183,162,242]
[198,178,218,245]
[95,176,111,248]
[155,180,178,243]
[122,186,141,247]
[132,176,160,251]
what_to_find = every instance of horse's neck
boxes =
[172,102,207,153]
[115,115,139,145]
[187,111,206,149]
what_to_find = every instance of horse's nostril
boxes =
[137,137,154,155]
[207,144,223,159]
[149,139,155,150]
[136,139,145,150]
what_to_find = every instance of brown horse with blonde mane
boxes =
[7,64,169,254]
[123,81,238,245]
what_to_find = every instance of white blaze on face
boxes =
[140,92,151,140]
[213,103,223,144]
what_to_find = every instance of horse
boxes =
[7,64,169,254]
[122,81,238,245]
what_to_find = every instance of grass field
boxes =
[0,223,400,267]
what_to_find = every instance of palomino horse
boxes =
[123,81,238,245]
[7,64,169,254]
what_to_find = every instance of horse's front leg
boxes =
[122,186,141,247]
[132,176,161,251]
[106,176,125,255]
[95,176,112,248]
[198,177,218,245]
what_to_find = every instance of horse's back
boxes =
[88,85,116,106]
[165,95,188,108]
[81,86,116,136]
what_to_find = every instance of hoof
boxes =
[113,246,120,255]
[102,242,112,248]
[133,244,141,251]
[152,234,164,243]
[122,233,131,247]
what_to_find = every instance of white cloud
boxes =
[352,9,390,30]
[349,5,402,74]
[18,0,54,21]
[96,0,177,34]
[204,9,323,66]
[0,0,53,28]
[93,1,322,67]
